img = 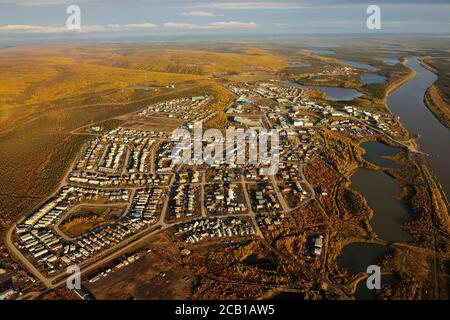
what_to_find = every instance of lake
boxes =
[285,82,363,101]
[361,74,387,85]
[376,57,400,66]
[337,55,449,300]
[360,141,400,168]
[351,168,413,242]
[337,243,399,300]
[355,274,400,300]
[306,49,336,55]
[338,242,390,274]
[339,59,380,71]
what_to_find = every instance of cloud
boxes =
[0,24,105,33]
[181,11,224,17]
[0,0,72,5]
[0,22,157,33]
[196,2,304,10]
[164,22,199,29]
[164,20,258,30]
[209,21,258,29]
[192,0,450,10]
[108,22,157,29]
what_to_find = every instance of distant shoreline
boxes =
[419,58,450,130]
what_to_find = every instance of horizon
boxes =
[2,32,450,47]
[1,0,450,44]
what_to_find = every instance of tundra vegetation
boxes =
[0,42,448,300]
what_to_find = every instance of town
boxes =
[7,79,409,292]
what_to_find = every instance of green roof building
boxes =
[192,96,205,102]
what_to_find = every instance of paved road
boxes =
[200,172,207,218]
[4,89,332,297]
[269,175,289,212]
[240,175,264,239]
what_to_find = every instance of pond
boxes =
[337,242,391,275]
[243,253,278,271]
[360,141,400,168]
[361,74,387,85]
[351,169,413,242]
[338,243,400,300]
[339,59,380,71]
[284,82,364,101]
[355,274,400,300]
[376,57,400,66]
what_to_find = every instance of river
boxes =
[338,56,449,299]
[387,57,449,198]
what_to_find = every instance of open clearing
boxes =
[59,205,126,238]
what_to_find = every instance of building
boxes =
[313,236,324,256]
[192,96,205,102]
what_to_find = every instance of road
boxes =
[200,172,207,218]
[4,87,351,299]
[240,175,264,239]
[5,165,280,292]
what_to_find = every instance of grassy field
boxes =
[423,57,450,102]
[2,42,447,300]
[0,49,202,132]
[80,47,286,76]
[422,57,450,129]
[86,232,196,300]
[0,44,289,225]
[60,205,125,238]
[0,86,211,224]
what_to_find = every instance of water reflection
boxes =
[284,82,363,101]
[387,57,449,198]
[360,141,400,168]
[361,74,387,85]
[339,59,380,71]
[351,169,413,242]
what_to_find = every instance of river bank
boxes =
[418,58,450,129]
[424,85,450,129]
[384,70,416,103]
[335,56,449,300]
[387,57,449,199]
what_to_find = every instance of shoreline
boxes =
[382,58,417,105]
[384,57,449,211]
[423,85,450,130]
[419,58,450,130]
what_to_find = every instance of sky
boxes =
[0,0,449,41]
